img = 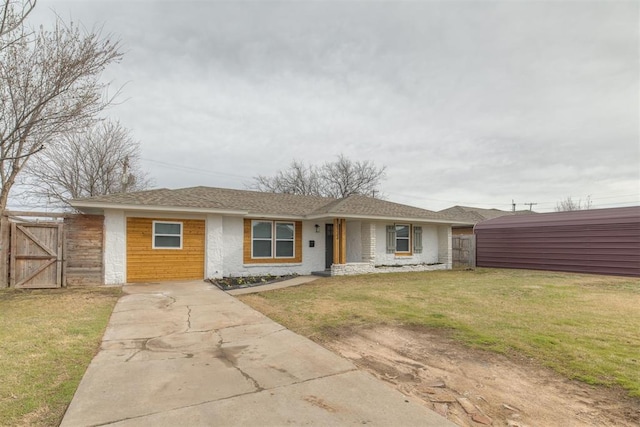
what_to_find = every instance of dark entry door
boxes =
[325,224,333,269]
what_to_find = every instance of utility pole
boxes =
[121,156,130,193]
[511,199,516,212]
[524,202,537,211]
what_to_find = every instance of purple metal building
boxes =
[475,207,640,277]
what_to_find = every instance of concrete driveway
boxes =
[61,280,454,426]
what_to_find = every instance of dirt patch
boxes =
[319,325,640,427]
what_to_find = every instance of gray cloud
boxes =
[25,0,639,212]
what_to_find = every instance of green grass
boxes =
[0,286,121,426]
[239,268,640,397]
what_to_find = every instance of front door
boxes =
[325,224,333,269]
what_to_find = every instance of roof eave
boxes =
[305,212,475,225]
[244,213,306,220]
[70,201,249,216]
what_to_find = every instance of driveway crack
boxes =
[163,294,177,308]
[124,339,150,362]
[214,331,263,392]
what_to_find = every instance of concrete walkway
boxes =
[61,280,454,426]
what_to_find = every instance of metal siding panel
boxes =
[475,208,640,277]
[476,207,640,230]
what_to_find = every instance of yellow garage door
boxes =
[126,217,205,283]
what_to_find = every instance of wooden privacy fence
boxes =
[452,234,476,269]
[10,221,63,288]
[0,212,104,289]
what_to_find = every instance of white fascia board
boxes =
[244,213,306,221]
[70,201,248,216]
[304,213,475,226]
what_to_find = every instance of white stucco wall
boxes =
[346,220,362,263]
[221,216,244,276]
[361,222,375,263]
[374,222,442,266]
[206,214,224,279]
[422,226,440,263]
[221,218,326,277]
[100,209,452,283]
[437,225,452,268]
[103,209,126,285]
[304,221,326,272]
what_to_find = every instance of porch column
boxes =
[333,218,347,264]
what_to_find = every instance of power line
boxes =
[138,159,639,209]
[384,190,512,208]
[385,190,638,211]
[140,157,251,180]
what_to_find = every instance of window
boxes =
[153,221,182,249]
[395,224,410,253]
[275,222,294,257]
[387,224,421,255]
[252,221,272,257]
[251,220,295,259]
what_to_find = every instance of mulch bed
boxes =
[207,274,298,291]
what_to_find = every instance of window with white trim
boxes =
[153,221,182,249]
[251,220,295,258]
[275,222,294,257]
[395,224,410,253]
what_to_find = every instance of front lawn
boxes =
[238,268,640,397]
[0,286,121,426]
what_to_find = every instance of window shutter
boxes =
[413,226,423,254]
[386,225,396,253]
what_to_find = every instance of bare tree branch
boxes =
[320,154,386,198]
[250,154,386,198]
[0,143,42,160]
[24,120,152,208]
[253,160,322,196]
[0,2,123,212]
[555,195,592,212]
[0,0,36,51]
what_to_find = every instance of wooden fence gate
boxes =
[1,212,104,289]
[10,221,63,288]
[452,234,476,269]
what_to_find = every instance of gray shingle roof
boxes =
[439,205,536,223]
[309,195,453,220]
[72,186,468,223]
[73,186,332,216]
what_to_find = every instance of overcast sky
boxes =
[24,0,639,212]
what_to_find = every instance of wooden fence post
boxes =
[0,216,9,288]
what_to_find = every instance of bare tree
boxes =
[251,154,386,198]
[0,4,122,212]
[0,0,36,50]
[320,154,386,198]
[555,195,592,212]
[253,160,322,196]
[25,120,152,207]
